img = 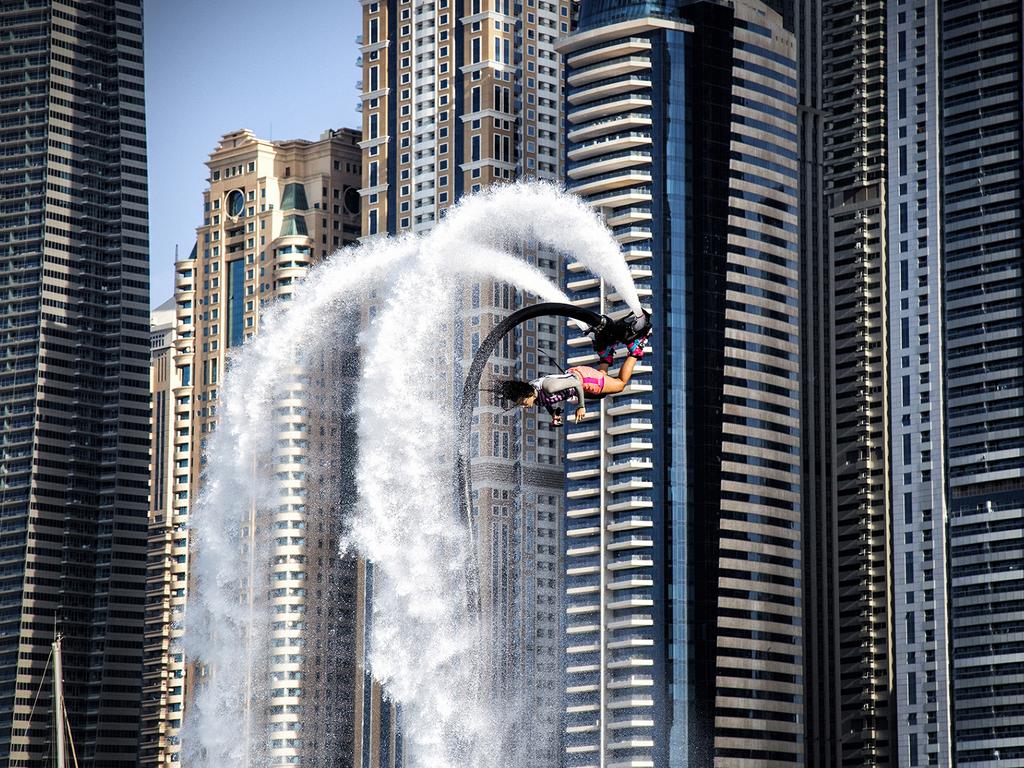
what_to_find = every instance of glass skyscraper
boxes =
[0,2,149,764]
[559,1,803,765]
[798,0,1024,764]
[940,1,1023,764]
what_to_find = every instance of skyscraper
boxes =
[939,1,1022,764]
[140,295,181,765]
[0,2,149,763]
[800,0,1024,765]
[144,128,362,767]
[559,1,803,765]
[885,0,953,762]
[796,0,896,764]
[358,2,571,765]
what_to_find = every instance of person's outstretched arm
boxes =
[540,373,586,423]
[540,373,585,407]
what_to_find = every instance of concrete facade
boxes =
[141,128,362,768]
[357,1,571,765]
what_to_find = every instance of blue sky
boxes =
[144,0,362,305]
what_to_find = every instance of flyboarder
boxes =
[492,310,651,427]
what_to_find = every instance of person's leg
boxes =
[599,356,636,394]
[597,334,647,393]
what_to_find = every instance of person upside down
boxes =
[494,326,649,427]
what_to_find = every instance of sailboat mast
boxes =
[53,634,65,768]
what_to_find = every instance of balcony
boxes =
[568,94,653,126]
[567,276,600,293]
[568,55,651,88]
[608,555,654,572]
[607,536,653,552]
[568,150,652,182]
[608,457,653,473]
[567,505,599,519]
[567,466,600,481]
[607,675,655,690]
[608,475,652,494]
[567,37,652,69]
[567,523,600,538]
[568,75,652,107]
[606,496,652,513]
[607,613,653,631]
[568,113,653,144]
[607,595,654,610]
[569,132,652,163]
[607,419,652,436]
[607,576,654,590]
[567,428,600,443]
[608,516,653,533]
[568,168,652,197]
[606,206,653,227]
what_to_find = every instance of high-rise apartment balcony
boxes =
[569,131,652,163]
[568,94,653,125]
[568,525,601,543]
[567,36,652,70]
[607,537,654,556]
[607,457,653,473]
[568,113,653,144]
[607,553,654,571]
[568,56,652,88]
[567,276,600,293]
[569,74,652,107]
[604,205,652,227]
[607,613,654,631]
[602,475,651,499]
[569,150,652,181]
[568,541,601,558]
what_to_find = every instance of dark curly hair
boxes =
[489,379,535,408]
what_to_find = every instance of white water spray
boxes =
[183,182,641,767]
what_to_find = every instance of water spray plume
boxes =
[183,182,641,767]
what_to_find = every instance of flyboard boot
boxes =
[590,309,652,362]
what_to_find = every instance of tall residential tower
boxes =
[559,2,804,765]
[143,128,362,768]
[800,0,1024,765]
[0,2,149,763]
[358,2,571,765]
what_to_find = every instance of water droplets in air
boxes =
[183,181,641,767]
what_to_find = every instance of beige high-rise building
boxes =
[140,128,362,767]
[140,295,181,765]
[356,2,571,765]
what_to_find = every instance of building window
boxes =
[227,260,245,347]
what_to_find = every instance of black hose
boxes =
[455,302,604,617]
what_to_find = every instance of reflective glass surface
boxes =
[577,0,689,31]
[280,214,309,237]
[227,189,244,217]
[227,259,245,347]
[280,182,309,211]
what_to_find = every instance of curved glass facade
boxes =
[576,0,689,31]
[561,3,802,766]
[280,213,309,236]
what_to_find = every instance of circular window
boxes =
[227,189,245,218]
[343,186,361,216]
